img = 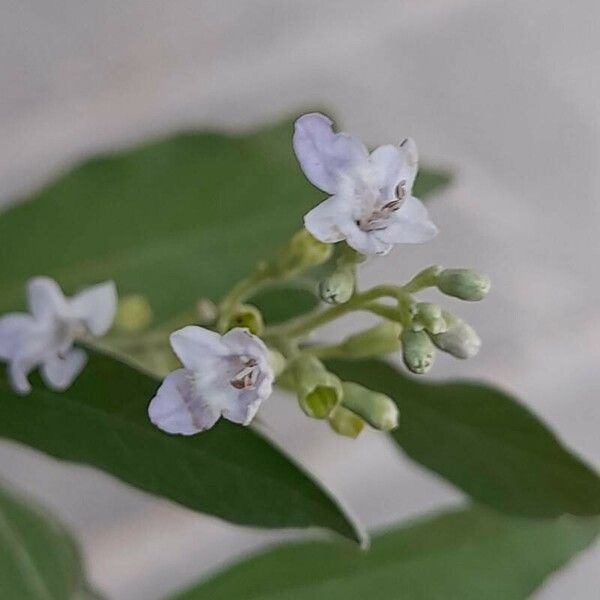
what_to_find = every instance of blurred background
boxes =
[1,1,599,598]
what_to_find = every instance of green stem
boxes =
[401,265,442,294]
[264,286,406,339]
[219,270,272,313]
[94,329,170,354]
[362,302,402,322]
[308,344,347,360]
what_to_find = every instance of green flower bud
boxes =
[341,382,399,431]
[337,242,367,267]
[196,298,218,325]
[437,269,491,301]
[114,294,153,332]
[219,304,264,335]
[401,329,435,374]
[431,311,481,359]
[338,321,402,359]
[412,302,447,335]
[289,355,343,418]
[268,349,287,378]
[318,268,355,304]
[328,405,365,438]
[286,229,333,269]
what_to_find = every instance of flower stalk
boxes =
[0,111,490,440]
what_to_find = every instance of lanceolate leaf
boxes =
[251,285,320,325]
[0,481,101,600]
[328,359,600,517]
[0,350,363,543]
[0,118,449,326]
[170,507,599,600]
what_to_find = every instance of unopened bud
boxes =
[268,349,287,378]
[318,268,354,304]
[339,321,402,358]
[328,405,365,438]
[431,311,481,359]
[114,294,153,332]
[337,242,367,267]
[437,269,490,301]
[401,329,435,374]
[286,229,333,269]
[289,355,342,418]
[219,304,264,335]
[342,382,399,431]
[412,302,447,335]
[196,298,218,325]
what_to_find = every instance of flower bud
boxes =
[268,349,287,378]
[436,269,490,301]
[412,302,447,335]
[289,355,342,418]
[196,298,218,325]
[285,229,333,270]
[114,294,153,332]
[219,304,264,335]
[328,405,365,438]
[318,268,355,304]
[341,382,399,431]
[431,311,481,359]
[401,329,435,374]
[338,321,402,359]
[337,242,367,267]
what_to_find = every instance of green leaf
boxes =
[250,285,319,325]
[170,507,599,600]
[0,118,450,325]
[0,350,363,543]
[327,359,600,517]
[414,168,451,199]
[0,481,101,600]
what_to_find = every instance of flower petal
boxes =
[376,196,438,244]
[70,281,117,336]
[170,326,228,371]
[27,277,69,322]
[398,137,419,192]
[221,328,269,361]
[342,224,393,256]
[222,390,262,426]
[148,369,220,435]
[8,347,47,395]
[5,327,56,394]
[8,360,34,395]
[293,113,368,193]
[303,195,350,244]
[370,144,403,197]
[41,348,88,391]
[0,313,36,360]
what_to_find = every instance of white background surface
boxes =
[1,1,599,598]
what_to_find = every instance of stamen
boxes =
[382,199,401,211]
[230,358,259,390]
[357,181,407,233]
[394,180,407,201]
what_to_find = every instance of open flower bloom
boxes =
[148,326,274,435]
[294,112,438,255]
[0,277,117,394]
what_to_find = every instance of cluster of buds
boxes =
[0,112,490,441]
[401,267,489,374]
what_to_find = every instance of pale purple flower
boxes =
[148,326,273,435]
[0,277,117,394]
[294,112,438,255]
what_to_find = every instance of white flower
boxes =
[148,326,274,435]
[294,112,438,256]
[0,277,117,394]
